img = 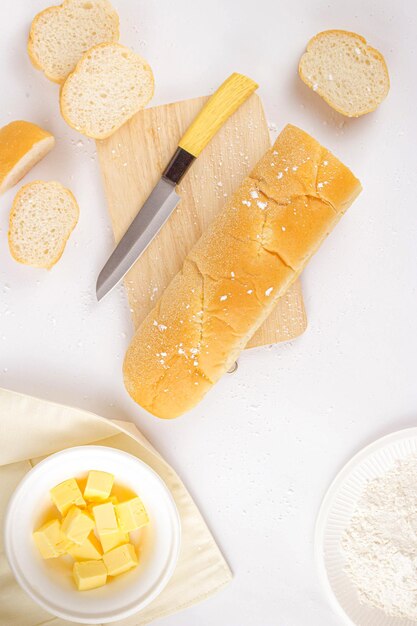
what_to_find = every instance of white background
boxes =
[0,1,416,624]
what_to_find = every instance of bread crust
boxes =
[27,0,120,84]
[0,121,55,194]
[299,29,390,117]
[123,124,362,418]
[8,180,79,269]
[59,42,155,139]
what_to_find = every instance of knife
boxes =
[96,72,258,301]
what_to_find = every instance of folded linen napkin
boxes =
[0,387,232,625]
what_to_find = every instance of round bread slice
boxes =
[28,0,119,84]
[9,181,79,269]
[60,43,154,139]
[299,30,390,117]
[0,121,55,195]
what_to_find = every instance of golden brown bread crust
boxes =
[0,121,54,193]
[123,124,362,418]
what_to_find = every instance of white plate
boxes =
[315,428,417,626]
[4,446,181,624]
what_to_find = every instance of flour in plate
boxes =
[340,455,417,620]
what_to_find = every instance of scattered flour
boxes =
[340,456,417,621]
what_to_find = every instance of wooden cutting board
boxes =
[97,94,307,348]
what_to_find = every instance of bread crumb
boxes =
[220,295,228,302]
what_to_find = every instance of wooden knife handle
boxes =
[178,73,258,158]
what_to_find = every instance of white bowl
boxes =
[4,445,181,624]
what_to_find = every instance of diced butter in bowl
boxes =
[4,446,181,624]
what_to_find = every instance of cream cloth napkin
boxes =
[0,387,232,626]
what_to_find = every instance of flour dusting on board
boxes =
[340,456,417,620]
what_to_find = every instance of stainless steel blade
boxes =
[96,179,179,301]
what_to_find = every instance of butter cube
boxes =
[84,471,114,502]
[92,501,128,552]
[99,529,129,553]
[56,533,74,554]
[92,502,118,535]
[115,497,149,532]
[68,532,103,561]
[61,506,95,545]
[50,478,85,515]
[33,519,73,559]
[87,496,118,516]
[103,543,138,576]
[73,560,107,591]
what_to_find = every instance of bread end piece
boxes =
[28,0,120,84]
[0,121,55,195]
[0,120,55,194]
[299,29,390,117]
[60,43,154,139]
[9,181,79,269]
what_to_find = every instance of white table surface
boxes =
[1,1,416,624]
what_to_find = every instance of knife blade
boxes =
[96,72,258,301]
[96,179,179,301]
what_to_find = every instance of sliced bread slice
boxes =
[9,181,79,269]
[28,0,119,84]
[60,43,154,139]
[0,121,55,195]
[299,30,390,117]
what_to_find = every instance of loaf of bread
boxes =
[123,124,362,418]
